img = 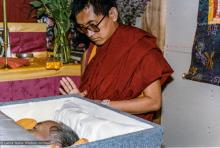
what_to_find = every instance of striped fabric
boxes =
[0,23,47,53]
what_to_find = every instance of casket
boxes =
[0,95,163,148]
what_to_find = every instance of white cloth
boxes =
[54,100,151,141]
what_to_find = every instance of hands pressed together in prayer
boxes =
[59,77,87,97]
[59,77,103,104]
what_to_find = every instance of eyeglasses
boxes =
[76,15,106,34]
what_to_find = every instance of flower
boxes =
[116,0,149,25]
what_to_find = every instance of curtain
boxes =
[184,0,220,86]
[141,0,166,50]
[0,0,36,22]
[140,0,166,124]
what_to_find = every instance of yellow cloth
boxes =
[0,23,46,32]
[16,118,37,130]
[74,138,89,145]
[88,45,97,63]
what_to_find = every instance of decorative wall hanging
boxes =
[184,0,220,86]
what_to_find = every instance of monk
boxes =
[59,0,173,121]
[16,119,79,147]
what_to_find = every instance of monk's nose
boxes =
[86,30,95,37]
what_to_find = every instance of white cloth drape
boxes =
[141,0,166,50]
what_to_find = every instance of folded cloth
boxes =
[0,57,30,69]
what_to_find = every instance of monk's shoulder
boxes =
[119,25,156,43]
[119,25,151,36]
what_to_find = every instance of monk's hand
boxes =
[59,77,87,97]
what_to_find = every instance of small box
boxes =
[0,95,163,148]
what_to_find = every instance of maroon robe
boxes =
[80,25,173,121]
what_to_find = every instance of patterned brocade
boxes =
[185,0,220,86]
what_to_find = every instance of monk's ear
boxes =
[108,7,118,22]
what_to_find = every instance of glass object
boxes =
[76,15,106,34]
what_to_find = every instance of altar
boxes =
[0,59,81,102]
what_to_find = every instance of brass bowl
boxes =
[16,53,34,59]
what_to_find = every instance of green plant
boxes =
[30,0,73,63]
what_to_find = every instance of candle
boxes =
[2,0,8,67]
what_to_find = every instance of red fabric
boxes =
[0,0,36,22]
[79,25,173,121]
[0,76,81,102]
[0,57,30,69]
[9,32,47,53]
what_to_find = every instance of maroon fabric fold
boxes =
[79,25,173,120]
[9,32,47,53]
[0,0,36,22]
